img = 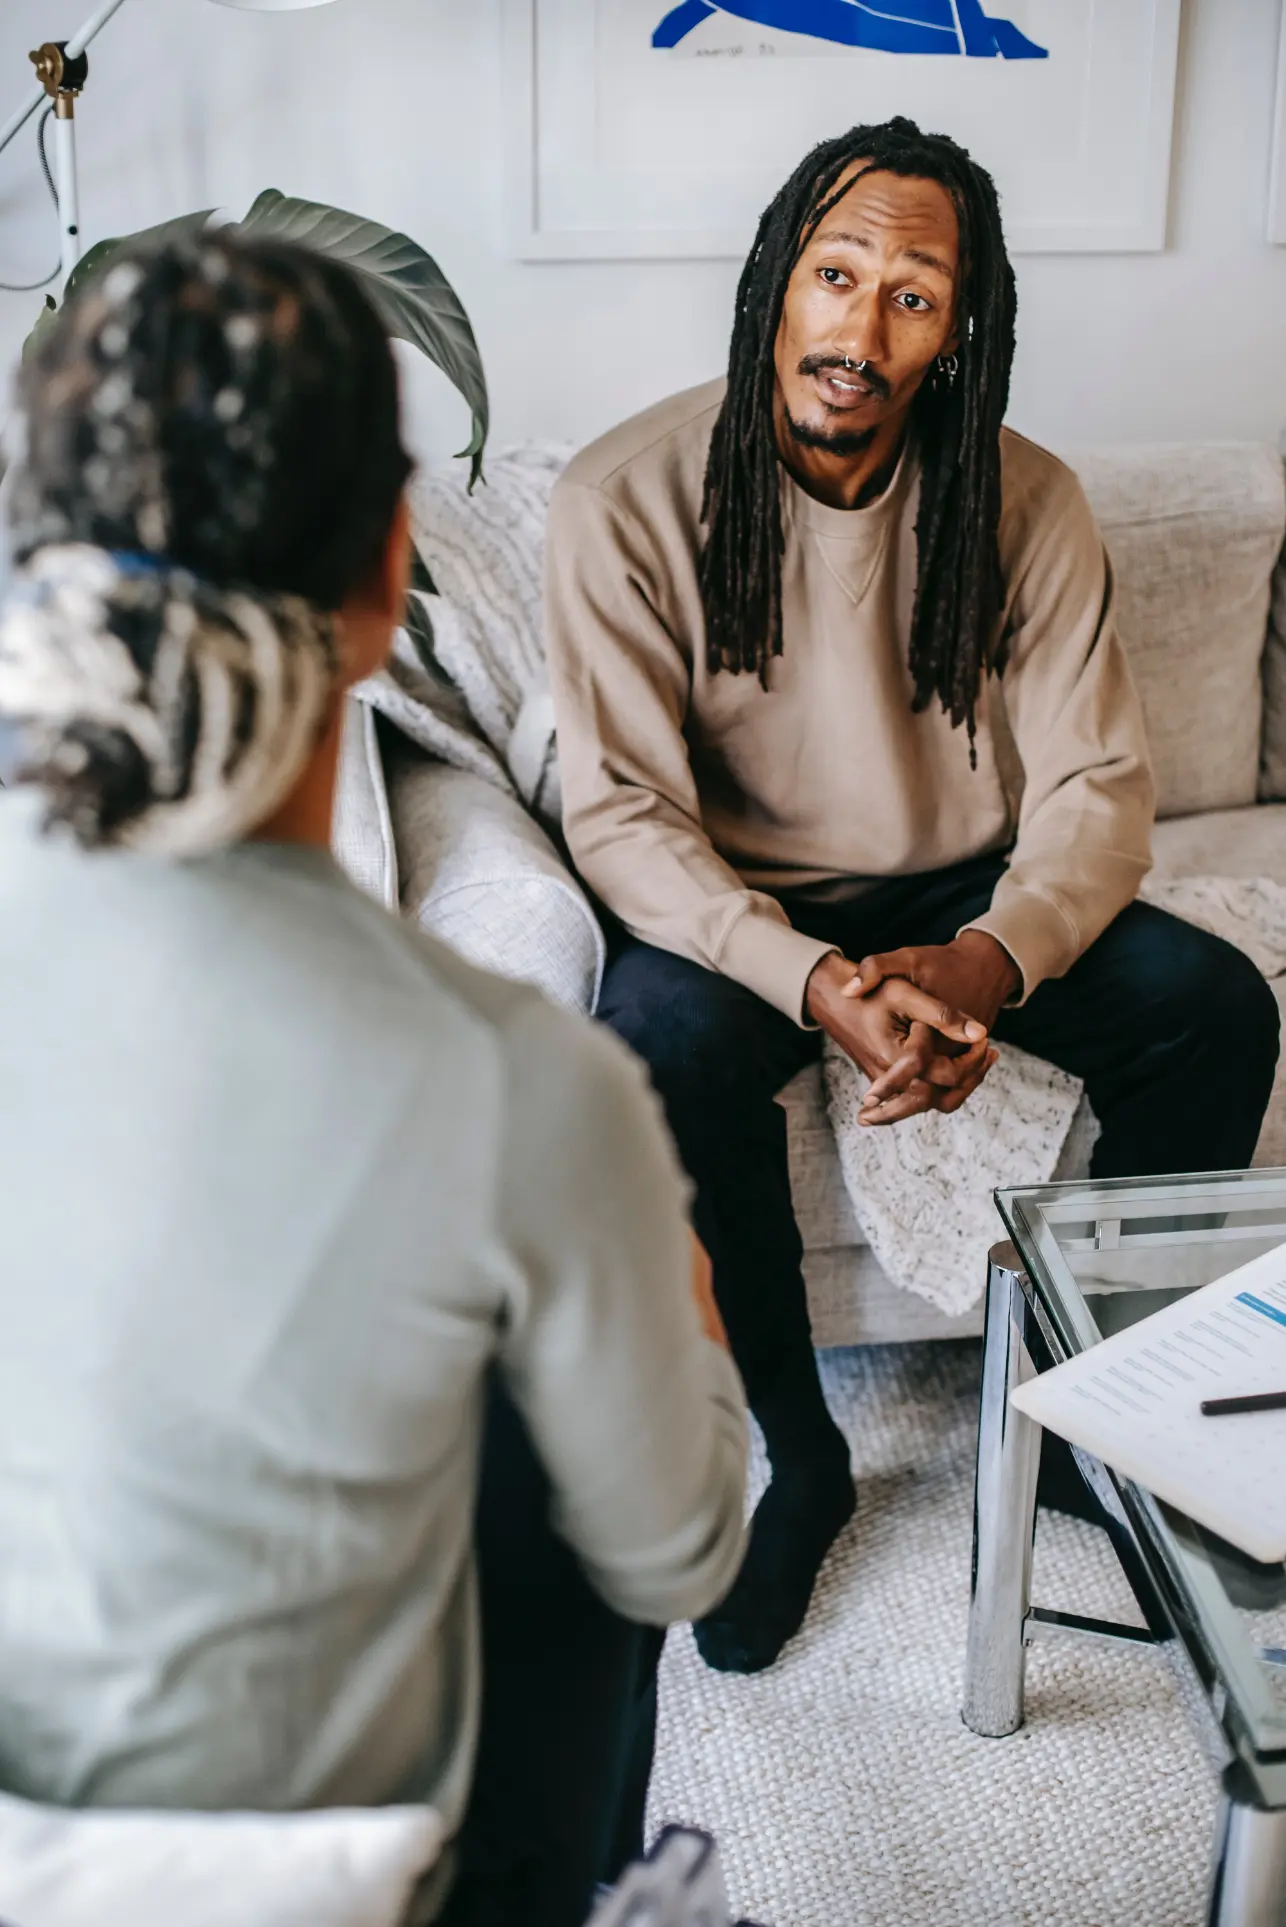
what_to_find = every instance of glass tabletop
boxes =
[995,1167,1286,1768]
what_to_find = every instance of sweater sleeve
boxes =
[493,996,748,1629]
[962,470,1155,1000]
[545,477,837,1024]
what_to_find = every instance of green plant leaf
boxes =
[20,210,217,362]
[14,195,490,487]
[237,189,488,486]
[22,294,59,364]
[64,210,219,310]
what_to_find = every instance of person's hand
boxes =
[690,1232,728,1348]
[805,952,995,1126]
[843,931,1023,1034]
[837,932,1018,1121]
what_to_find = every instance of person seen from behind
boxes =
[0,232,748,1927]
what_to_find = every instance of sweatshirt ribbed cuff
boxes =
[715,909,839,1026]
[961,890,1080,1007]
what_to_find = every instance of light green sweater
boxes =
[0,792,747,1826]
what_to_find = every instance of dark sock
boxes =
[694,1445,855,1675]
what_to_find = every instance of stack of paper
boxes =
[1011,1241,1286,1564]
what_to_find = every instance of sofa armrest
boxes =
[386,743,605,1016]
[332,698,398,911]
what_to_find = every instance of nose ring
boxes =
[842,356,871,375]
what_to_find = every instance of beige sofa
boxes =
[341,441,1286,1352]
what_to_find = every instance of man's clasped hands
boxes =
[805,930,1023,1127]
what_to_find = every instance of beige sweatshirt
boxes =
[545,379,1155,1025]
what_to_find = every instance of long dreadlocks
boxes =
[699,116,1016,749]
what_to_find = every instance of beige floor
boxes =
[649,1342,1218,1927]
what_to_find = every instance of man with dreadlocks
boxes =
[545,117,1281,1675]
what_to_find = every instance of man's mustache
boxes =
[798,354,893,403]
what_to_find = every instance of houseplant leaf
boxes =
[22,295,59,365]
[64,210,219,309]
[237,189,489,486]
[22,210,217,361]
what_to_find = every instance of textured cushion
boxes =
[388,747,604,1016]
[1151,803,1286,885]
[1149,821,1286,1172]
[0,1791,443,1927]
[1067,444,1285,820]
[1263,534,1286,800]
[1259,980,1286,1170]
[332,698,398,912]
[406,445,570,826]
[802,1240,982,1346]
[781,1067,862,1251]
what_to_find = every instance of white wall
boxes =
[1,0,1284,475]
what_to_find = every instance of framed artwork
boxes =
[503,0,1184,259]
[1270,2,1286,244]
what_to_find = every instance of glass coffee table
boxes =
[962,1170,1286,1927]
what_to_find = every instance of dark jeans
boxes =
[439,1383,665,1927]
[599,853,1281,1449]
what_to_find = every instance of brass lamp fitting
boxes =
[29,42,90,118]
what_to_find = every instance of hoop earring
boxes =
[937,353,959,386]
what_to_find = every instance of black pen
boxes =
[1201,1391,1286,1417]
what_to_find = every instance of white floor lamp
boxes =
[0,0,339,293]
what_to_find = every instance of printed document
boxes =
[1010,1240,1286,1563]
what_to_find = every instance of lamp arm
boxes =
[65,0,133,60]
[0,85,47,161]
[0,0,131,159]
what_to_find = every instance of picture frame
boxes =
[502,0,1184,261]
[1270,1,1286,244]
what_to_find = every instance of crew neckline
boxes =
[780,433,918,539]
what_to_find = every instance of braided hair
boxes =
[700,116,1016,748]
[3,231,413,852]
[11,231,411,606]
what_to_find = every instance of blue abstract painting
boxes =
[652,0,1048,59]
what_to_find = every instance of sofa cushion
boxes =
[1263,534,1286,800]
[781,1067,862,1249]
[1067,444,1285,820]
[1259,980,1286,1170]
[1150,806,1286,1174]
[387,747,604,1016]
[1150,803,1286,885]
[405,445,570,828]
[802,1240,983,1345]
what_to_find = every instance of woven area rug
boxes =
[649,1343,1218,1927]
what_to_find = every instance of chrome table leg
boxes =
[963,1241,1041,1738]
[1208,1785,1286,1926]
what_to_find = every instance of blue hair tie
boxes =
[107,551,171,580]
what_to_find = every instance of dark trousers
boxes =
[439,1384,665,1927]
[598,853,1281,1452]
